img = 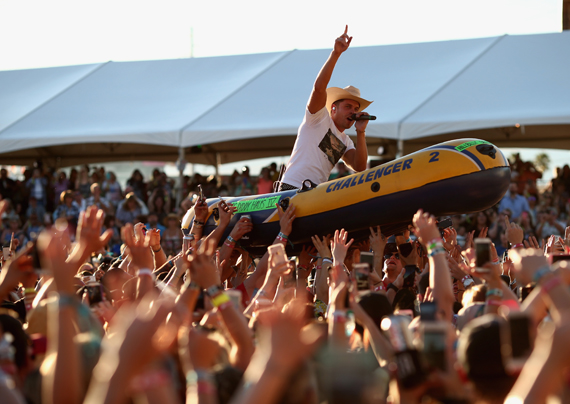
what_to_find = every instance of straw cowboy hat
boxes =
[325,85,373,113]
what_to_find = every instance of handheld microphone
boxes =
[351,114,377,121]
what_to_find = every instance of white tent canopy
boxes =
[1,31,569,166]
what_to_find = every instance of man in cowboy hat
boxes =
[279,26,372,191]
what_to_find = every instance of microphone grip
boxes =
[351,114,377,121]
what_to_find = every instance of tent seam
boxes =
[177,49,297,147]
[396,35,507,140]
[0,61,111,136]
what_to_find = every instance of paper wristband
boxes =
[211,292,230,308]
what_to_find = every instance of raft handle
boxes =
[476,144,496,159]
[299,179,318,193]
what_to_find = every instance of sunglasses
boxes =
[384,252,399,260]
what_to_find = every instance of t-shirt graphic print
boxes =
[318,129,347,166]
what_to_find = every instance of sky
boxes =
[0,0,566,183]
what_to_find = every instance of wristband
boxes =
[211,292,230,308]
[152,246,162,253]
[315,265,322,270]
[532,265,552,284]
[187,280,200,290]
[137,268,154,278]
[541,276,563,294]
[298,264,308,270]
[429,247,446,257]
[427,238,444,251]
[130,369,169,393]
[58,293,79,309]
[485,288,503,298]
[227,235,236,244]
[193,219,205,227]
[224,240,236,248]
[278,232,289,240]
[24,288,36,295]
[321,257,333,265]
[486,299,503,307]
[511,243,524,249]
[205,284,224,297]
[387,283,399,293]
[333,310,347,323]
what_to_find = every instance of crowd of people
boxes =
[0,162,282,257]
[1,151,570,404]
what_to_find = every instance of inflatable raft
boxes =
[182,139,510,255]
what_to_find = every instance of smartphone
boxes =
[398,243,414,258]
[85,283,104,306]
[197,184,204,202]
[2,246,10,260]
[360,251,374,267]
[421,321,448,371]
[226,289,243,310]
[353,263,370,293]
[502,313,533,372]
[420,302,437,321]
[381,315,426,389]
[284,259,297,288]
[268,244,288,266]
[519,284,535,301]
[403,265,418,289]
[437,218,453,235]
[475,238,491,267]
[551,254,570,264]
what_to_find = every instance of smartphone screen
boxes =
[268,244,288,266]
[360,251,374,267]
[2,246,10,260]
[353,263,370,292]
[551,254,570,264]
[509,316,532,359]
[86,284,103,306]
[422,324,447,371]
[403,265,417,289]
[420,302,437,321]
[398,243,414,258]
[475,238,491,267]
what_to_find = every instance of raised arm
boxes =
[307,26,352,114]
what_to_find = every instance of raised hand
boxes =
[505,217,524,246]
[148,228,161,251]
[219,201,237,226]
[412,209,440,246]
[331,228,354,265]
[229,217,254,241]
[334,25,352,54]
[276,202,296,236]
[194,198,209,222]
[121,223,154,271]
[311,234,332,259]
[369,226,386,255]
[187,239,220,289]
[76,206,113,254]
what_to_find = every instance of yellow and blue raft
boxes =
[182,139,510,254]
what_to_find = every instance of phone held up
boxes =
[474,238,492,272]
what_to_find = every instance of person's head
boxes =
[60,190,74,206]
[125,192,139,210]
[104,215,116,228]
[383,238,402,280]
[354,292,393,337]
[131,169,143,182]
[476,211,490,226]
[326,86,372,131]
[145,212,158,228]
[90,182,101,196]
[509,182,518,196]
[457,315,517,402]
[0,168,7,179]
[164,213,179,228]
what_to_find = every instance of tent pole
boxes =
[177,146,186,210]
[215,153,222,185]
[396,139,404,158]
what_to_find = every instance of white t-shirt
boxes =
[282,107,355,188]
